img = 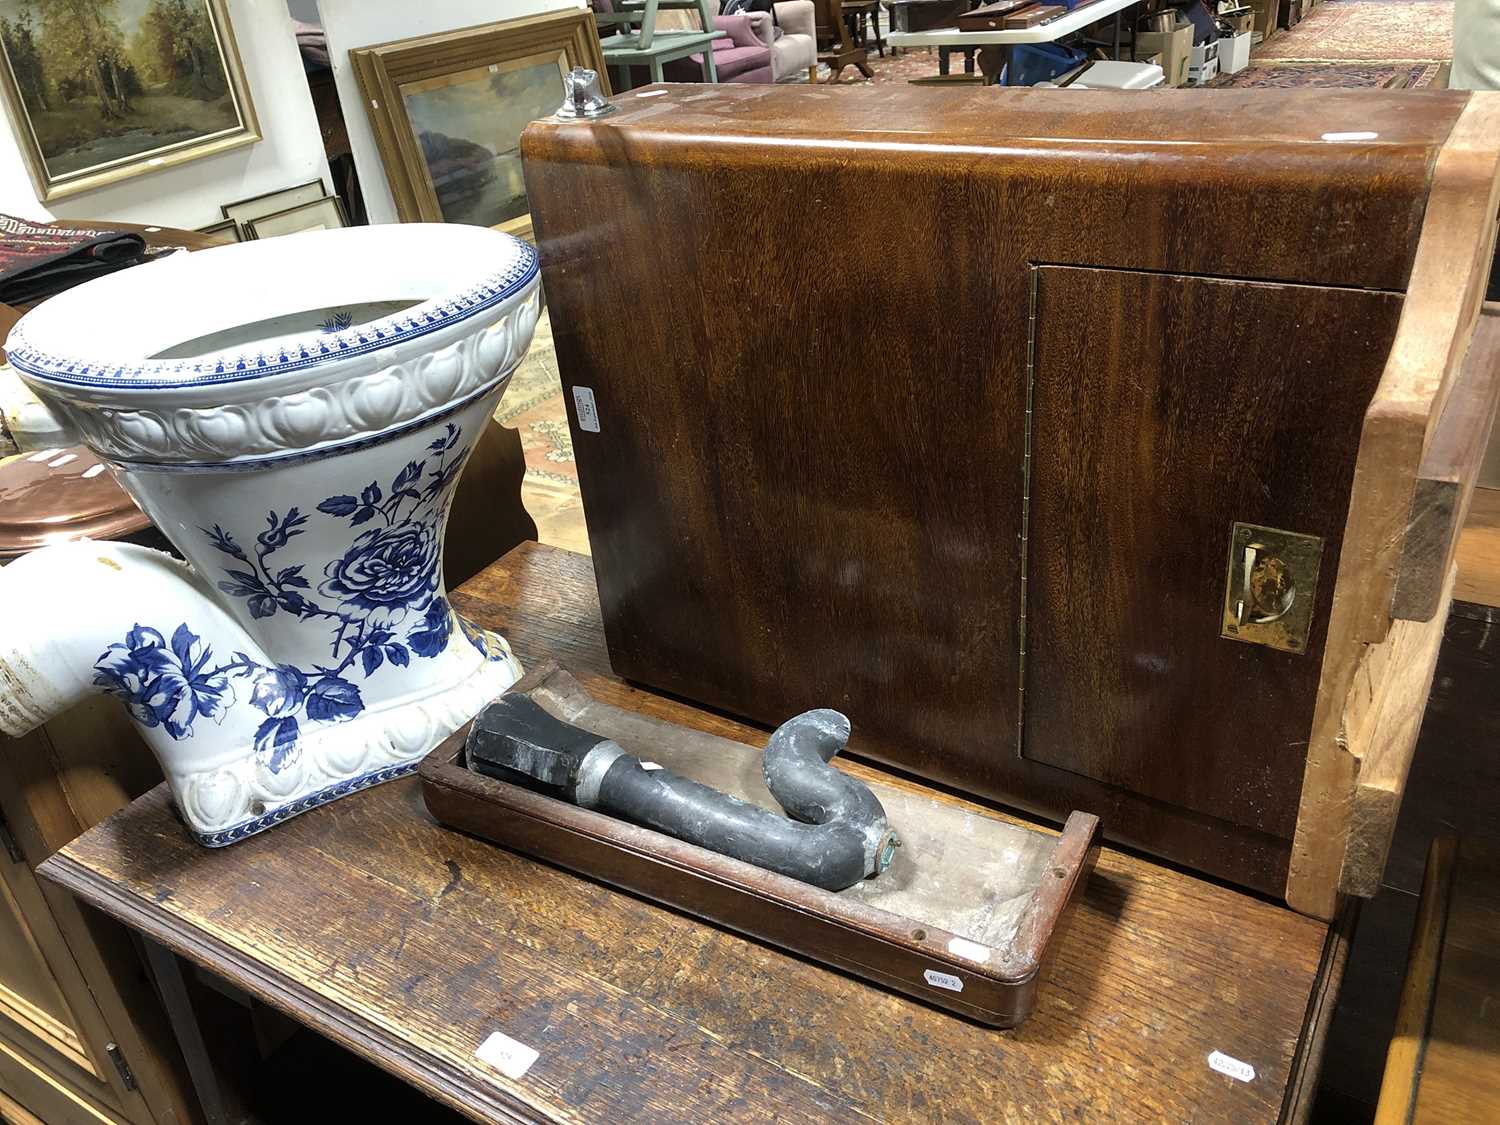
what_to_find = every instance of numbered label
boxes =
[923,968,964,992]
[1208,1051,1255,1083]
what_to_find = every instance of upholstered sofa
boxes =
[664,10,774,82]
[659,1,818,83]
[768,2,818,82]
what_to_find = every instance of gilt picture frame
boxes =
[351,8,607,228]
[0,0,260,202]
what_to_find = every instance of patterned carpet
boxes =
[496,309,590,555]
[1255,0,1453,62]
[835,0,1453,87]
[1209,60,1443,87]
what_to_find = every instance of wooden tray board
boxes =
[421,663,1101,1027]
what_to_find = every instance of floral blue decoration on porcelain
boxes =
[91,421,504,776]
[0,224,535,848]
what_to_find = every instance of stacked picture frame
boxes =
[200,179,349,242]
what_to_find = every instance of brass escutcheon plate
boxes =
[1221,522,1325,655]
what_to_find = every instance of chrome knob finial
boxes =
[555,67,617,120]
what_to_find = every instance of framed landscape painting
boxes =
[352,8,606,228]
[0,0,259,201]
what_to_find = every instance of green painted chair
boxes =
[597,0,724,89]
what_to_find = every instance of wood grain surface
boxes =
[523,84,1485,905]
[1406,839,1500,1122]
[43,544,1335,1124]
[1456,488,1500,607]
[1373,837,1455,1125]
[1339,570,1454,898]
[1026,266,1400,841]
[1289,94,1500,918]
[1391,304,1500,622]
[1375,836,1500,1124]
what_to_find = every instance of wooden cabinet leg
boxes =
[977,46,1006,86]
[139,939,232,1125]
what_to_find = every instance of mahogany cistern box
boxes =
[522,87,1500,918]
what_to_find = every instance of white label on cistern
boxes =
[572,386,601,432]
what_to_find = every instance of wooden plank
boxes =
[1339,568,1455,897]
[1289,93,1500,918]
[1374,836,1456,1125]
[1409,841,1500,1122]
[41,543,1333,1125]
[1392,304,1500,621]
[0,1034,126,1125]
[0,1086,49,1125]
[1282,896,1358,1124]
[1455,486,1500,607]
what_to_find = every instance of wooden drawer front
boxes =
[1022,265,1402,836]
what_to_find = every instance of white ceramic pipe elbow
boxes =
[0,539,275,779]
[0,362,77,455]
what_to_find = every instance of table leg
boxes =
[977,45,1006,86]
[139,938,232,1125]
[1113,11,1122,60]
[964,47,976,75]
[702,49,719,83]
[938,45,951,76]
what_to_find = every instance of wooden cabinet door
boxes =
[0,834,134,1125]
[0,704,194,1125]
[1022,265,1403,838]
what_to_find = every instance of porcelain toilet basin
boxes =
[0,223,541,844]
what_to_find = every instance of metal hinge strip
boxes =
[0,809,23,865]
[1017,266,1039,757]
[106,1042,137,1091]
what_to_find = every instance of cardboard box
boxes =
[1218,29,1252,73]
[1187,38,1219,86]
[1219,5,1254,34]
[1248,0,1280,40]
[1135,25,1192,87]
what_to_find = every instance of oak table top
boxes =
[40,543,1338,1124]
